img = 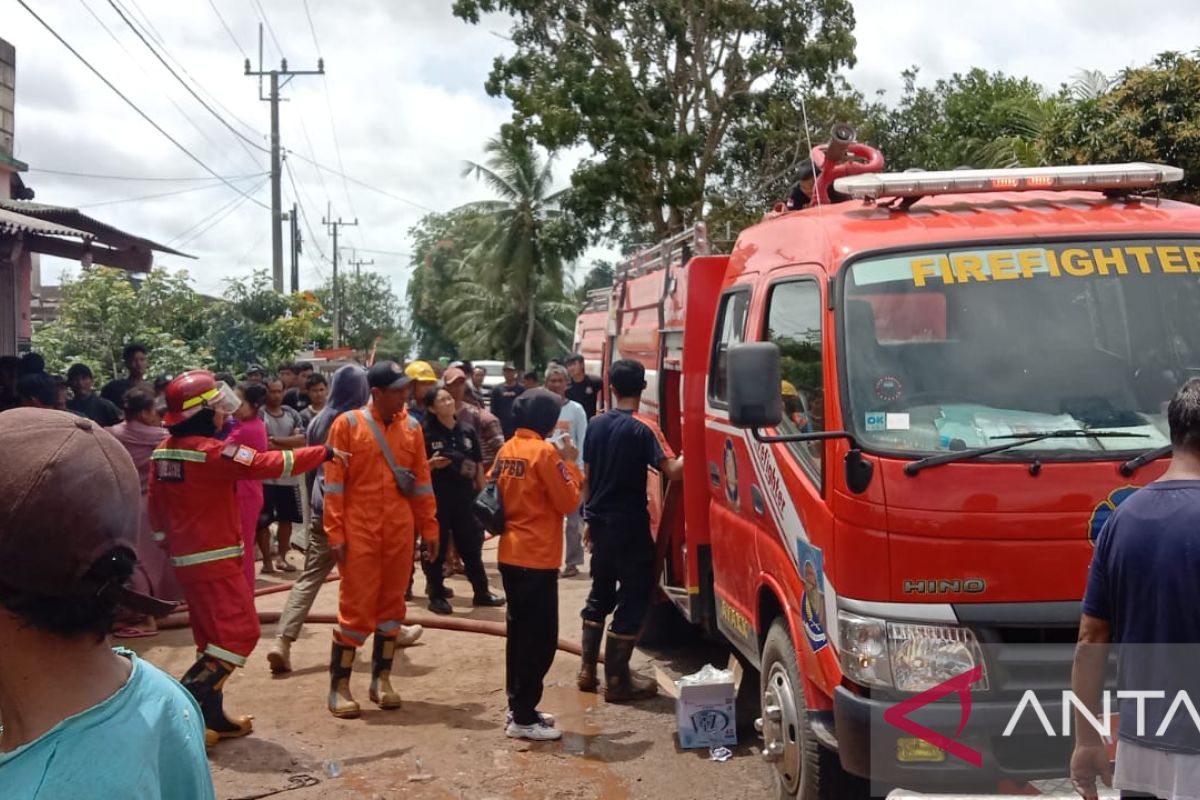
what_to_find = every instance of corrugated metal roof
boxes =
[0,199,192,257]
[0,205,93,239]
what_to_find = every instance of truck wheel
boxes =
[760,619,867,800]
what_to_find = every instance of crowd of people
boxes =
[0,341,684,796]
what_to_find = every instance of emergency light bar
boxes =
[833,163,1184,201]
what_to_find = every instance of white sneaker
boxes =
[505,719,562,741]
[506,709,555,727]
[395,624,424,647]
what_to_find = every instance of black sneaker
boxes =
[428,597,453,615]
[473,592,506,608]
[425,586,455,599]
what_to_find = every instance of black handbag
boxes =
[473,479,506,535]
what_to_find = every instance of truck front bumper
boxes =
[833,686,1074,792]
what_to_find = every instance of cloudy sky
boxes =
[5,0,1200,300]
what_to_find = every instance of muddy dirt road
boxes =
[128,539,772,799]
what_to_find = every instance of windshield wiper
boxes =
[905,429,1148,476]
[1119,443,1173,476]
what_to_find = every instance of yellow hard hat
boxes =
[405,360,437,383]
[781,380,800,399]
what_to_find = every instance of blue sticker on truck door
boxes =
[797,541,828,653]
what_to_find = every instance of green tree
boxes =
[573,260,615,305]
[458,134,581,369]
[875,67,1056,171]
[313,271,409,357]
[1043,51,1200,202]
[405,207,492,359]
[32,266,209,378]
[204,271,324,374]
[452,0,857,240]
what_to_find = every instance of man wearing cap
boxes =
[564,354,604,420]
[148,371,337,746]
[244,365,266,385]
[490,363,525,440]
[322,361,440,717]
[0,409,214,797]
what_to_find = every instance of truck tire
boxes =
[760,619,869,800]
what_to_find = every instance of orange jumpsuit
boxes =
[148,436,328,665]
[323,405,438,648]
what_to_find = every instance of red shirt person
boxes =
[148,371,335,748]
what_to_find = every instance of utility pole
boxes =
[289,202,301,293]
[322,205,357,348]
[244,25,323,293]
[348,255,374,278]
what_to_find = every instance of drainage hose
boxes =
[159,606,594,659]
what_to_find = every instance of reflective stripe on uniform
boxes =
[413,484,433,496]
[171,544,244,567]
[152,531,167,542]
[323,483,345,494]
[377,620,402,633]
[336,626,368,644]
[151,448,207,463]
[281,450,295,478]
[204,643,247,667]
[347,412,359,428]
[181,387,221,410]
[406,416,419,430]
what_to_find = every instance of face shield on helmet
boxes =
[181,381,240,417]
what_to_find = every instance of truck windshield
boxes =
[841,240,1200,457]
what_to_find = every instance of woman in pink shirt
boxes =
[227,382,270,590]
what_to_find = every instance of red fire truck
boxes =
[575,138,1198,797]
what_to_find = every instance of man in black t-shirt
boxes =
[564,354,603,419]
[100,343,149,407]
[577,359,682,703]
[66,364,121,427]
[489,363,525,439]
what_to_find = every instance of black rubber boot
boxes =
[603,632,658,703]
[328,642,361,718]
[180,655,253,743]
[577,620,603,692]
[368,634,402,709]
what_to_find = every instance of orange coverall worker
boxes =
[494,422,583,727]
[148,436,330,665]
[322,405,438,648]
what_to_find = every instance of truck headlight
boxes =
[838,612,892,689]
[837,612,989,692]
[887,622,988,693]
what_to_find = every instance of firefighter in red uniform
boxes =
[148,371,337,747]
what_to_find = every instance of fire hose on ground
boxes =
[157,571,597,660]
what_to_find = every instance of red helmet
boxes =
[162,370,240,427]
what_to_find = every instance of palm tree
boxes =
[457,136,570,370]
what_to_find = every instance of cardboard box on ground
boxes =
[657,656,741,749]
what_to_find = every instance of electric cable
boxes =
[207,0,248,60]
[77,173,267,208]
[15,0,270,210]
[106,0,270,158]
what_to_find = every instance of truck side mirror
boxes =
[727,343,782,428]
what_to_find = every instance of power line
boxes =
[287,149,436,213]
[16,0,270,210]
[76,0,239,168]
[300,0,361,229]
[207,0,248,59]
[105,0,269,159]
[172,176,271,247]
[29,167,262,181]
[250,0,284,57]
[76,173,267,208]
[285,159,327,263]
[350,247,415,258]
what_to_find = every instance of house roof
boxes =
[0,199,192,258]
[0,205,94,239]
